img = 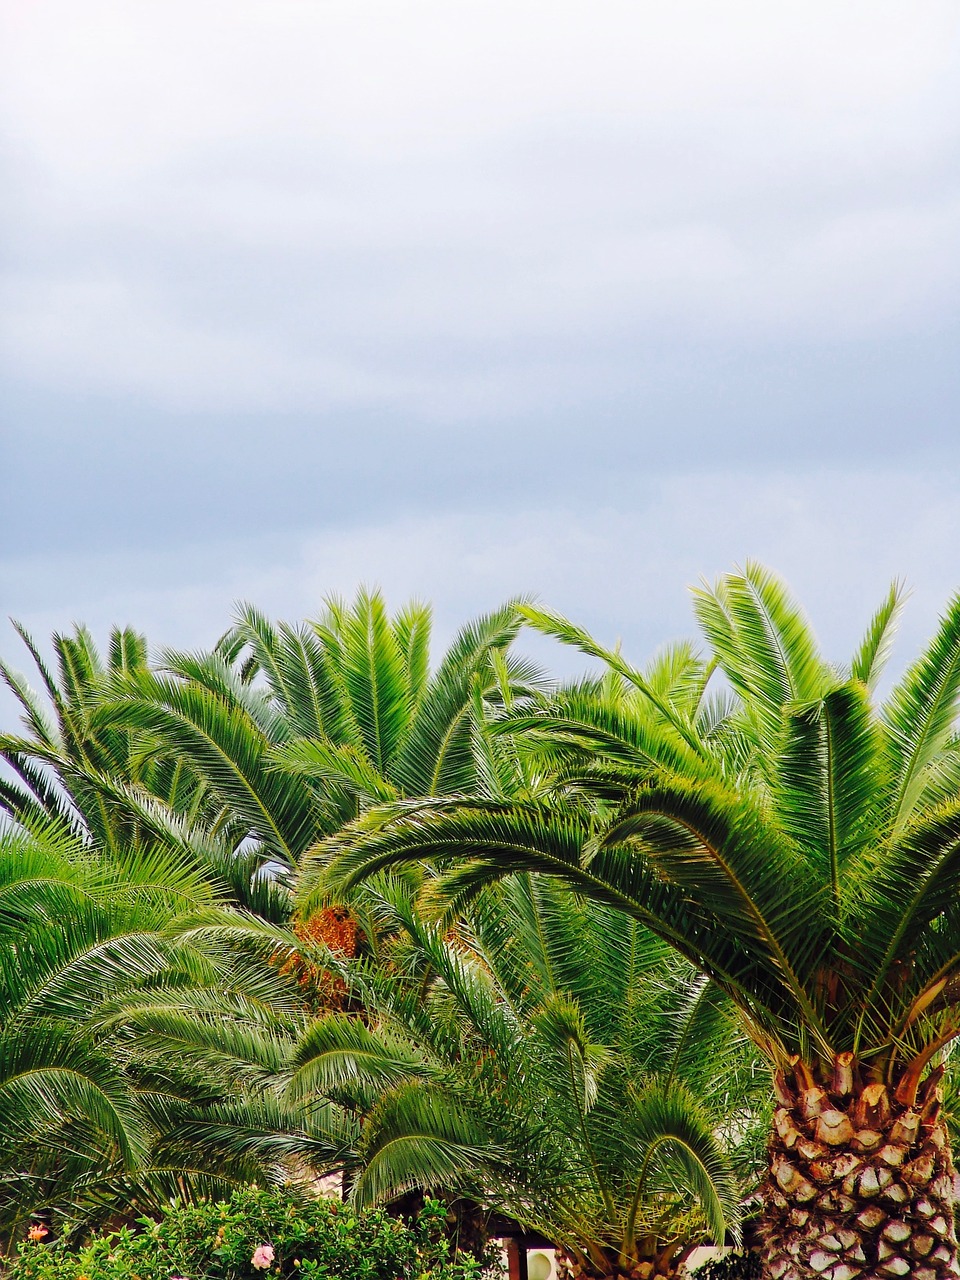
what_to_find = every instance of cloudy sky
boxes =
[2,0,959,704]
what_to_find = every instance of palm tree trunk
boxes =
[762,1061,958,1279]
[555,1246,681,1278]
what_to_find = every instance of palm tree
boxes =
[116,872,760,1277]
[0,819,349,1244]
[81,592,542,877]
[322,564,960,1280]
[0,624,283,918]
[312,876,762,1276]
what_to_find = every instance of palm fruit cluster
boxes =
[272,905,363,1012]
[762,1053,959,1279]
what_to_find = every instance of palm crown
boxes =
[325,564,960,1091]
[80,591,543,873]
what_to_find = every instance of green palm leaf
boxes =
[882,590,960,826]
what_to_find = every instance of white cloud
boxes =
[2,0,958,410]
[1,0,957,700]
[5,2,955,169]
[0,272,436,411]
[4,466,958,682]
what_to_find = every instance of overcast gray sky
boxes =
[2,0,959,704]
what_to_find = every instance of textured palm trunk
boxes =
[555,1245,682,1279]
[762,1056,959,1279]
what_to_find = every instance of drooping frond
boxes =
[93,673,318,865]
[491,685,712,781]
[351,1082,497,1206]
[289,1015,430,1104]
[619,1080,740,1249]
[271,737,399,806]
[519,606,708,758]
[324,798,812,1053]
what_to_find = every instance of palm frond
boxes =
[393,599,531,796]
[351,1082,496,1206]
[882,590,960,827]
[850,581,906,691]
[620,1080,740,1249]
[92,674,317,866]
[323,590,410,777]
[691,563,829,754]
[289,1015,428,1102]
[533,994,613,1112]
[774,683,883,911]
[519,606,708,759]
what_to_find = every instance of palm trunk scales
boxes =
[763,1055,959,1279]
[555,1247,681,1279]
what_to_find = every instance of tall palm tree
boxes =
[323,564,960,1280]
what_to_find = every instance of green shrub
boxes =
[689,1254,761,1279]
[6,1186,497,1280]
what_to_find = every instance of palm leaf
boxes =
[691,563,829,757]
[850,581,906,691]
[882,590,960,826]
[351,1082,497,1206]
[774,683,883,912]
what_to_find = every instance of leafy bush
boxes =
[6,1186,496,1280]
[689,1254,761,1279]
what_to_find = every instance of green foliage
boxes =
[75,592,542,878]
[324,565,960,1084]
[0,823,353,1243]
[113,866,763,1267]
[7,1186,494,1280]
[293,878,760,1260]
[15,566,960,1272]
[0,623,281,918]
[690,1254,761,1279]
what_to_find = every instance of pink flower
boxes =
[251,1246,275,1271]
